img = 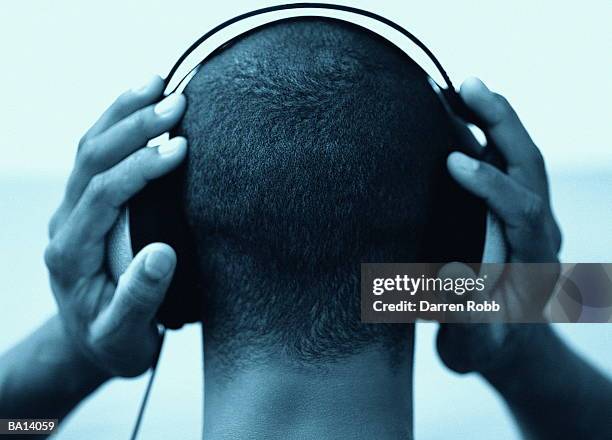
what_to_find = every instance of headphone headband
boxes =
[163,3,455,95]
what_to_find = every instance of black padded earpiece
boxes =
[127,159,200,329]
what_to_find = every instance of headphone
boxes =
[105,5,509,437]
[107,2,508,330]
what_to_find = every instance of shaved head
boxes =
[175,18,484,368]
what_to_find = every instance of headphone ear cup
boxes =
[478,210,507,290]
[478,143,508,286]
[478,136,508,265]
[106,206,134,283]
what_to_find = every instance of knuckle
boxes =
[77,134,89,151]
[112,158,139,200]
[491,93,513,122]
[112,91,131,110]
[493,93,514,123]
[86,174,111,204]
[78,138,101,170]
[521,194,545,227]
[483,166,504,192]
[126,110,147,134]
[129,148,153,182]
[493,93,511,110]
[105,92,132,121]
[44,240,69,274]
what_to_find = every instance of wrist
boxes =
[480,324,549,382]
[437,323,516,374]
[0,315,111,419]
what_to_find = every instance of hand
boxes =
[436,77,562,374]
[44,75,187,377]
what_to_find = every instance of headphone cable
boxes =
[129,327,166,440]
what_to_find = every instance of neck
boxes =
[201,326,415,440]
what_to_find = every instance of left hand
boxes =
[436,78,562,374]
[44,76,187,377]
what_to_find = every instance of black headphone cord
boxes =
[129,327,166,440]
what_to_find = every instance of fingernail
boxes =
[144,250,174,280]
[154,94,183,116]
[131,74,158,94]
[449,152,479,172]
[158,137,187,157]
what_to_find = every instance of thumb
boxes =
[436,262,478,323]
[109,242,176,325]
[437,261,477,280]
[88,243,175,377]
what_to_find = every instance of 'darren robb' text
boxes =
[372,300,500,313]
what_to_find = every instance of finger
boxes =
[88,243,175,376]
[105,243,176,325]
[47,138,187,278]
[449,113,483,156]
[449,152,562,262]
[84,93,187,168]
[460,78,546,194]
[54,76,166,232]
[83,75,165,140]
[438,262,477,299]
[438,262,477,280]
[448,152,546,228]
[65,93,186,209]
[438,261,503,298]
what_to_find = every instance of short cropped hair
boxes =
[176,18,484,368]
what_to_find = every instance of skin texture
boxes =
[204,348,414,440]
[0,20,609,440]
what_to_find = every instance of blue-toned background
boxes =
[1,1,610,438]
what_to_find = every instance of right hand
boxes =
[44,75,187,377]
[436,78,562,374]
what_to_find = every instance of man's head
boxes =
[175,18,484,368]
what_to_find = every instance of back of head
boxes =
[175,17,484,367]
